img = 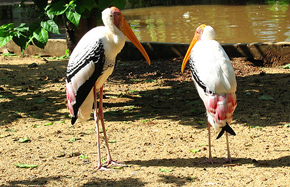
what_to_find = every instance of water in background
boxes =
[1,4,289,44]
[122,4,290,43]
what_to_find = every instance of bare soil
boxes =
[0,55,290,186]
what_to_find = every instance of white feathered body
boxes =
[189,39,237,133]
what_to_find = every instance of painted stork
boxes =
[66,6,150,170]
[181,24,237,164]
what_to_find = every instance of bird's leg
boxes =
[208,122,213,164]
[225,132,232,163]
[93,84,107,171]
[98,86,126,167]
[215,131,236,164]
[98,86,112,163]
[198,122,214,164]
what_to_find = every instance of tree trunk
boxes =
[64,8,98,55]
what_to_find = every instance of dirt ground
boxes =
[0,55,290,187]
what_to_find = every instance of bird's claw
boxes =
[95,160,128,171]
[196,158,214,165]
[220,157,238,164]
[106,160,128,168]
[95,166,115,171]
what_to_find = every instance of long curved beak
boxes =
[119,17,151,65]
[181,35,197,73]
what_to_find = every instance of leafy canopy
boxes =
[0,0,126,55]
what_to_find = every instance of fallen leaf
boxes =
[69,137,76,142]
[79,154,88,159]
[14,163,38,168]
[44,122,53,126]
[36,98,46,103]
[123,105,135,109]
[190,149,201,153]
[18,136,31,143]
[282,63,290,69]
[186,176,197,181]
[101,158,107,163]
[159,168,173,172]
[259,95,274,101]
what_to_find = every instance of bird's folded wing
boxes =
[66,40,106,120]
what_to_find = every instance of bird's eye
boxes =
[110,15,113,17]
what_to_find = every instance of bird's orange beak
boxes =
[118,16,151,65]
[181,35,197,73]
[181,24,207,73]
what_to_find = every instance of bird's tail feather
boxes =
[71,117,77,125]
[216,123,236,139]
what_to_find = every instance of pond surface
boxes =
[1,4,290,44]
[122,4,290,43]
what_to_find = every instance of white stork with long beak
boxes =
[66,6,150,170]
[181,24,237,164]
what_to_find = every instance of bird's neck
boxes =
[103,28,125,61]
[106,23,125,45]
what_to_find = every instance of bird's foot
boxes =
[106,160,128,168]
[196,158,214,165]
[95,165,115,171]
[95,159,128,171]
[218,157,238,164]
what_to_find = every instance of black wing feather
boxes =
[188,57,208,93]
[216,123,236,139]
[66,40,106,124]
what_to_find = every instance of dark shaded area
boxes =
[104,57,290,129]
[125,155,290,168]
[2,176,62,187]
[0,56,289,129]
[0,59,68,125]
[84,177,147,187]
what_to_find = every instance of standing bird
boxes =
[181,24,237,164]
[66,6,150,170]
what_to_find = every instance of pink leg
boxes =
[216,132,235,164]
[208,122,213,164]
[93,84,106,170]
[95,85,126,170]
[198,124,234,164]
[225,132,232,163]
[98,86,114,164]
[198,122,214,164]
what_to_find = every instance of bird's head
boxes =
[103,6,150,65]
[181,24,216,73]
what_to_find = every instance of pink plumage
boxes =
[206,92,236,126]
[66,82,75,117]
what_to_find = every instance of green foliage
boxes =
[266,0,290,5]
[0,0,127,55]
